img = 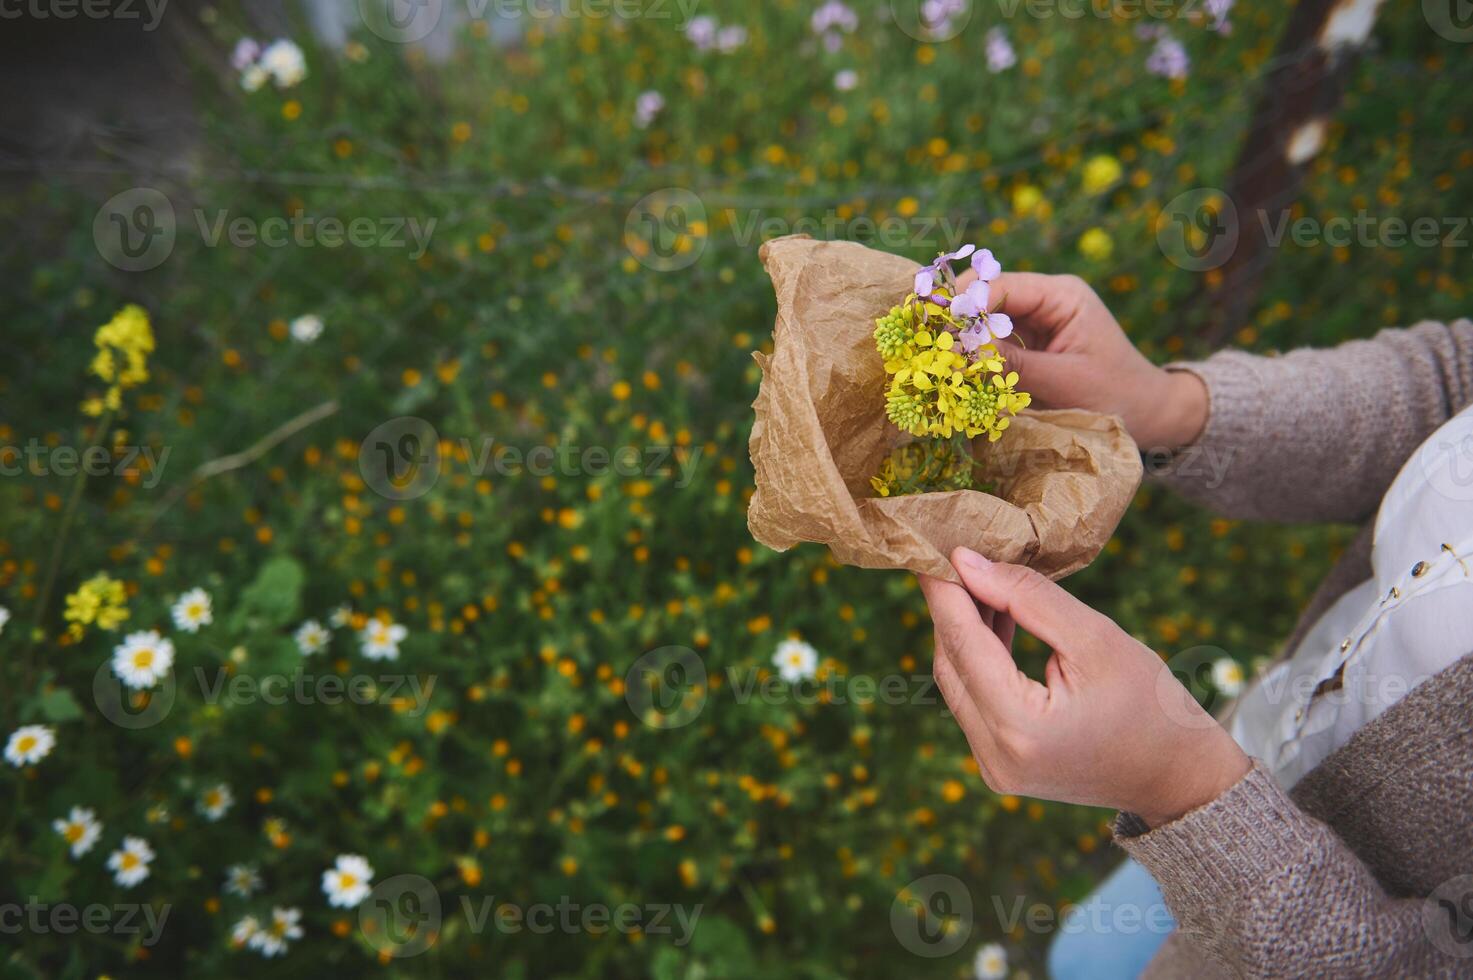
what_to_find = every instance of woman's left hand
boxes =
[920,547,1251,828]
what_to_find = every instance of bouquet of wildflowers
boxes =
[749,235,1140,582]
[870,245,1031,497]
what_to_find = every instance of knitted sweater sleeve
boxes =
[1114,762,1470,978]
[1152,319,1473,523]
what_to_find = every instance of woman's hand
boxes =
[920,547,1250,828]
[954,268,1209,450]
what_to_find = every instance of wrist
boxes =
[1135,738,1250,830]
[1159,369,1208,450]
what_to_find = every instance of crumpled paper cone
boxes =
[747,235,1143,583]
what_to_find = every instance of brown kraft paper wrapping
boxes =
[747,235,1143,584]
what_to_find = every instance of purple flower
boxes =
[914,268,937,298]
[716,25,748,53]
[231,38,260,71]
[971,248,1001,281]
[634,91,665,129]
[1146,35,1190,80]
[950,279,991,320]
[958,323,990,353]
[834,69,859,91]
[984,28,1016,74]
[685,15,718,51]
[986,312,1014,340]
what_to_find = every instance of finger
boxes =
[990,272,1087,347]
[949,548,1112,659]
[988,342,1096,411]
[918,574,1025,714]
[993,610,1017,652]
[932,644,995,759]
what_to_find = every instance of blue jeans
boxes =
[1048,859,1175,980]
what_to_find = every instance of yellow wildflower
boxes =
[84,306,154,416]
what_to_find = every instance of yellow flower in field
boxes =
[84,305,154,416]
[1011,184,1044,216]
[1081,154,1123,195]
[1078,227,1114,262]
[63,572,130,638]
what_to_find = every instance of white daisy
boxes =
[240,64,268,92]
[197,783,234,821]
[772,638,818,683]
[5,724,56,767]
[171,588,213,633]
[52,806,102,858]
[107,836,155,888]
[328,604,352,628]
[289,314,324,343]
[230,914,261,948]
[294,619,331,656]
[111,630,175,690]
[321,853,374,908]
[0,605,11,636]
[974,942,1008,980]
[1211,657,1246,697]
[224,863,263,898]
[248,906,303,957]
[259,39,307,89]
[359,618,407,661]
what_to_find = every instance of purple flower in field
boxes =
[950,279,991,320]
[921,0,967,39]
[834,69,859,91]
[716,25,749,53]
[915,268,937,299]
[1205,0,1234,32]
[1146,34,1190,79]
[231,37,260,71]
[634,91,665,130]
[984,27,1016,73]
[988,313,1013,339]
[685,15,718,51]
[812,0,857,51]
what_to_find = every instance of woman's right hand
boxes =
[955,269,1209,450]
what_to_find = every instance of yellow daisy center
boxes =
[120,853,140,870]
[64,824,84,843]
[16,736,36,752]
[133,649,155,669]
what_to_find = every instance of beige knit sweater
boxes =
[1114,319,1473,978]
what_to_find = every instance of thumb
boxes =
[949,548,1110,658]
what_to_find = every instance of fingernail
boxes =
[955,547,991,570]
